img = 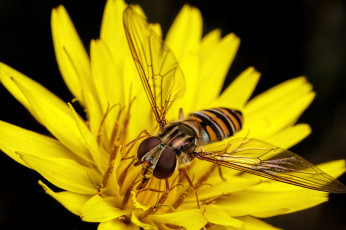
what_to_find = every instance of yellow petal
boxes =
[131,211,158,230]
[51,5,91,103]
[317,159,346,178]
[164,5,202,115]
[90,39,123,112]
[263,123,311,149]
[81,195,127,222]
[246,77,311,112]
[166,5,202,61]
[204,205,243,227]
[102,147,122,200]
[237,216,281,230]
[6,69,93,163]
[39,180,91,216]
[200,29,222,59]
[208,225,234,230]
[0,120,85,168]
[82,87,104,139]
[238,160,345,217]
[100,0,138,116]
[18,151,98,194]
[68,103,105,172]
[168,52,200,115]
[131,191,150,211]
[244,77,315,138]
[150,23,162,38]
[125,90,156,142]
[52,6,104,136]
[197,33,240,108]
[151,209,207,230]
[212,67,260,109]
[100,0,128,63]
[90,39,128,144]
[217,185,327,217]
[98,219,140,230]
[0,63,39,122]
[184,166,261,202]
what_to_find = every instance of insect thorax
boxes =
[158,122,198,156]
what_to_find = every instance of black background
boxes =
[0,0,346,229]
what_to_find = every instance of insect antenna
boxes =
[181,168,200,209]
[120,129,150,160]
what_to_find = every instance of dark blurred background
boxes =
[0,0,345,229]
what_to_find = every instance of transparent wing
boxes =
[196,138,346,193]
[123,6,185,128]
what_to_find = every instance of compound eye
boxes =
[137,137,162,160]
[153,148,176,179]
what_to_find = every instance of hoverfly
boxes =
[122,5,346,200]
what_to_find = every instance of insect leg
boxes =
[135,179,169,197]
[136,186,167,197]
[139,179,176,220]
[120,130,151,160]
[181,168,200,209]
[217,165,226,181]
[156,179,170,205]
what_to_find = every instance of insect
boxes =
[123,5,346,200]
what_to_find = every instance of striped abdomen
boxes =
[186,108,243,144]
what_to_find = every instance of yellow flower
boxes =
[0,0,345,229]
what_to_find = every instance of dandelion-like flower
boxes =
[0,0,345,229]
